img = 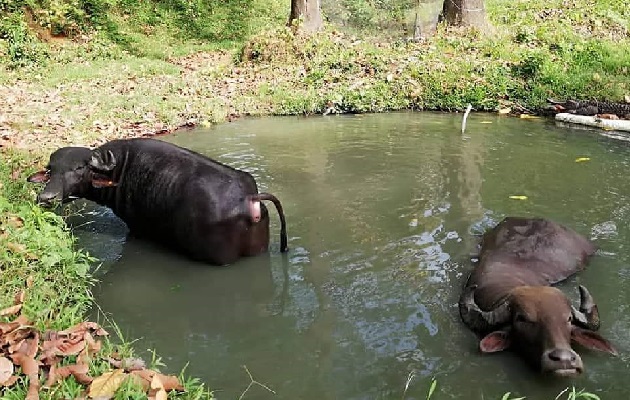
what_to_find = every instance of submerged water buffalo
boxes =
[27,138,288,265]
[459,217,617,376]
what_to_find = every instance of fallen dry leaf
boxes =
[127,372,150,391]
[7,215,24,228]
[6,242,26,254]
[26,275,34,288]
[41,334,85,361]
[132,369,183,392]
[0,356,14,385]
[12,354,39,375]
[0,304,22,317]
[14,314,31,326]
[106,356,146,371]
[12,353,39,400]
[149,387,168,400]
[1,375,19,387]
[46,362,93,387]
[14,290,25,305]
[3,326,36,352]
[0,321,19,335]
[60,321,109,338]
[10,333,39,360]
[87,369,127,398]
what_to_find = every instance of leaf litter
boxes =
[0,281,184,399]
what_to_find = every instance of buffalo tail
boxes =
[251,192,289,253]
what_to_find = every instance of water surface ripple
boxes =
[72,112,630,399]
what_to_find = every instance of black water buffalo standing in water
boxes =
[459,217,617,376]
[27,138,288,266]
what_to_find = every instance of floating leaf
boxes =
[519,114,540,119]
[480,121,493,124]
[509,195,528,200]
[575,157,591,162]
[88,369,127,398]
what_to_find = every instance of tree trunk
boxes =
[441,0,489,30]
[288,0,323,32]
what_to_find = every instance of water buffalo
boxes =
[27,138,288,266]
[459,217,617,376]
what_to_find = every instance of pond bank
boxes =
[0,152,214,398]
[3,19,630,152]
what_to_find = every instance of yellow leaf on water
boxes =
[88,369,127,398]
[480,121,493,124]
[519,114,540,119]
[509,195,528,200]
[575,157,591,162]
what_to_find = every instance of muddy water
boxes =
[74,112,630,399]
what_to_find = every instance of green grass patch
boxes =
[1,0,630,147]
[0,150,214,399]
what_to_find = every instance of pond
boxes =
[71,112,630,399]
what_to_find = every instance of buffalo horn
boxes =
[90,150,116,172]
[571,285,600,331]
[459,284,511,332]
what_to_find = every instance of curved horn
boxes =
[90,150,116,172]
[459,284,511,332]
[571,285,600,331]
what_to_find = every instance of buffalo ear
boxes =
[480,330,511,353]
[89,149,116,172]
[571,327,618,356]
[27,170,49,183]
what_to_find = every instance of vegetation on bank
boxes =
[1,0,629,150]
[0,154,213,399]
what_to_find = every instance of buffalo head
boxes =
[27,146,118,206]
[460,284,617,377]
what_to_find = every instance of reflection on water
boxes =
[71,112,630,399]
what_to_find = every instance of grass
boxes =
[2,0,629,151]
[0,151,214,399]
[416,379,601,400]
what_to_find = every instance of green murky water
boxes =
[75,112,630,399]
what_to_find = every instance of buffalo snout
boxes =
[542,348,583,376]
[36,190,62,206]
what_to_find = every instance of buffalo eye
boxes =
[515,313,529,323]
[567,315,573,323]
